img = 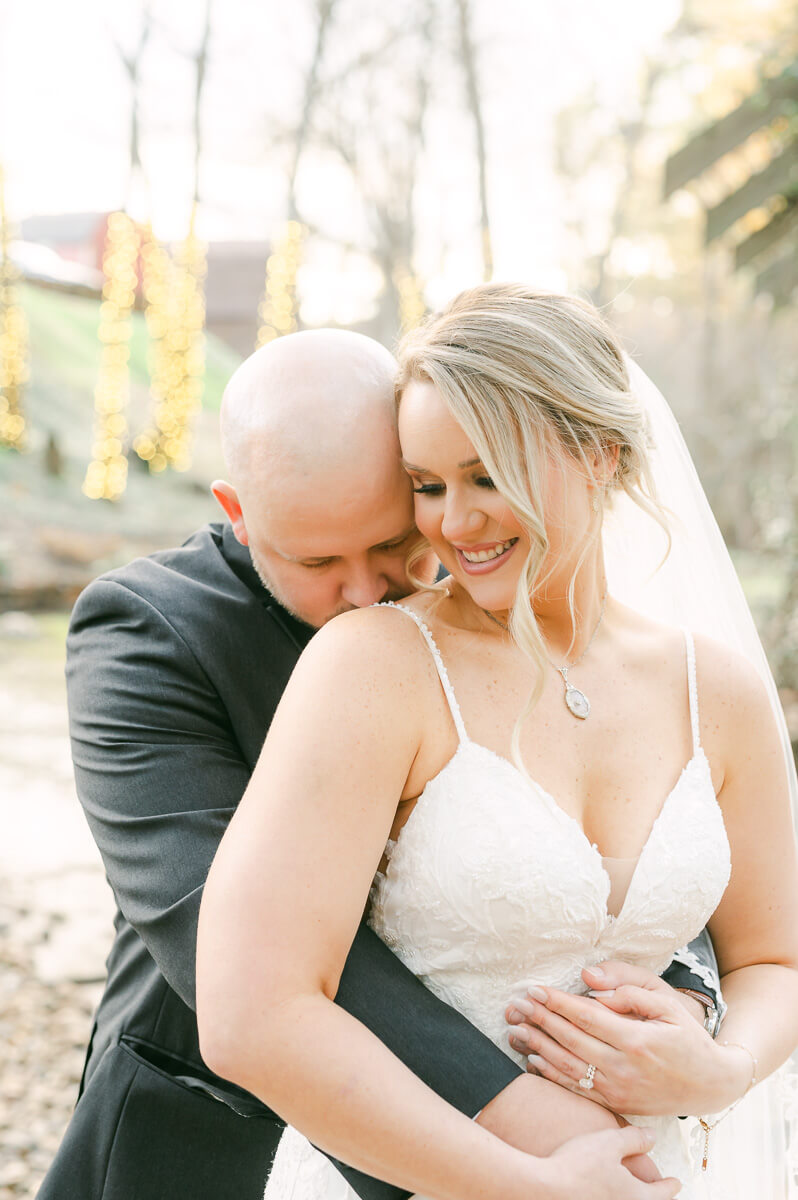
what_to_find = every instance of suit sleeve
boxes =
[66,576,250,1008]
[662,930,723,1012]
[65,578,522,1120]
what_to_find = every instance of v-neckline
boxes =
[398,738,713,928]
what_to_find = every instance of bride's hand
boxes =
[505,962,750,1116]
[538,1127,681,1200]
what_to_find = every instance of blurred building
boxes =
[20,211,110,272]
[17,213,268,355]
[204,240,268,357]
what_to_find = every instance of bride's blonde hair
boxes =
[396,282,667,762]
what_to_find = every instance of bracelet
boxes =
[697,1041,758,1172]
[677,987,722,1038]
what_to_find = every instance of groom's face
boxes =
[222,458,436,628]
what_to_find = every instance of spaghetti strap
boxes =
[683,628,701,753]
[378,602,469,744]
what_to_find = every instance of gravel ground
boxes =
[0,613,113,1199]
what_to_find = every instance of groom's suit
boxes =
[39,522,720,1200]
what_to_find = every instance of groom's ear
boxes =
[211,480,249,546]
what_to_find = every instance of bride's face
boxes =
[398,380,595,614]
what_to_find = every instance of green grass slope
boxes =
[0,284,243,596]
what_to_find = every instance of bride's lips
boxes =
[454,538,519,575]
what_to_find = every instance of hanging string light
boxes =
[256,219,305,347]
[394,262,426,333]
[0,166,29,451]
[83,211,140,501]
[161,214,206,470]
[134,210,207,473]
[134,226,176,473]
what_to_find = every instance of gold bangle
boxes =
[698,1041,758,1171]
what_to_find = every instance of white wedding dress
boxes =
[263,603,775,1200]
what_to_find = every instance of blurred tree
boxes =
[112,3,154,215]
[257,0,337,346]
[455,0,493,282]
[287,0,337,227]
[308,0,436,337]
[252,0,497,339]
[554,59,666,307]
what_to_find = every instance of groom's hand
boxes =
[476,1073,663,1181]
[504,962,733,1115]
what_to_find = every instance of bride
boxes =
[196,285,798,1199]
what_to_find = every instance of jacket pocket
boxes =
[119,1034,276,1119]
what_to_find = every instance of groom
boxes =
[40,329,720,1199]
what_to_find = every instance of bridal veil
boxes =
[608,358,798,1196]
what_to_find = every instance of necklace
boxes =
[481,593,607,721]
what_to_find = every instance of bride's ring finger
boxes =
[528,1053,608,1105]
[511,998,615,1078]
[513,1026,607,1093]
[526,1049,610,1105]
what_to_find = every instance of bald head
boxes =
[220,329,399,499]
[212,328,434,626]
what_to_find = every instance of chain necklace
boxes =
[481,593,608,721]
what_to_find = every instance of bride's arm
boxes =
[696,640,798,1100]
[197,610,580,1200]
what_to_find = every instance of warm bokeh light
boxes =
[0,164,28,451]
[82,211,139,501]
[256,220,305,347]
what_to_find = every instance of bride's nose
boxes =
[440,493,485,543]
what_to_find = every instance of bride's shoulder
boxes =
[624,607,769,716]
[295,592,444,686]
[633,615,774,752]
[690,630,771,720]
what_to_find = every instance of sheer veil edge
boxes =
[614,358,798,1194]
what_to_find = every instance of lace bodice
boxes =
[265,604,733,1198]
[368,606,730,1061]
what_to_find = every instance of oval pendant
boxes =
[564,685,590,720]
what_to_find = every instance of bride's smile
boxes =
[398,373,608,645]
[454,537,519,572]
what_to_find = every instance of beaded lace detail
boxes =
[265,606,734,1198]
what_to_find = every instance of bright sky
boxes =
[0,0,684,322]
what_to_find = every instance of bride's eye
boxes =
[475,475,496,490]
[412,482,445,495]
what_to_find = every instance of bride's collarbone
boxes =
[404,667,700,855]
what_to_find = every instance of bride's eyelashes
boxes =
[410,475,497,496]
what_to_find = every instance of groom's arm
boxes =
[663,932,723,1019]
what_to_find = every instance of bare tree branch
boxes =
[110,4,154,210]
[454,0,493,281]
[287,0,337,222]
[191,0,213,210]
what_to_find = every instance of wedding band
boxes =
[578,1063,596,1090]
